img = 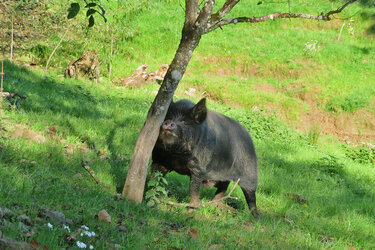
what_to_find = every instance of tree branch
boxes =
[163,178,241,208]
[195,0,215,28]
[206,0,357,33]
[211,0,240,22]
[185,0,200,26]
[326,0,357,18]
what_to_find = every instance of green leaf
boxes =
[88,15,95,28]
[145,190,156,199]
[86,9,96,17]
[161,178,168,185]
[147,180,158,187]
[67,3,80,19]
[97,4,106,15]
[153,172,163,178]
[153,197,160,204]
[85,2,97,8]
[147,200,155,207]
[155,186,166,194]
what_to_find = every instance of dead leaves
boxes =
[287,193,308,203]
[189,228,198,240]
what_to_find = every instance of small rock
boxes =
[288,193,308,203]
[18,222,30,233]
[98,210,111,223]
[0,207,12,219]
[24,229,35,238]
[114,193,122,201]
[184,88,196,97]
[39,209,72,225]
[19,214,32,226]
[33,217,43,224]
[0,236,32,250]
[108,243,122,250]
[73,173,83,179]
[118,225,127,233]
[66,148,74,155]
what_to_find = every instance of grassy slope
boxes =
[1,0,375,249]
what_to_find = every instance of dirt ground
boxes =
[254,82,375,144]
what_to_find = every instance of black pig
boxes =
[151,98,259,217]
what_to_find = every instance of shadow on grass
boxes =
[3,60,147,189]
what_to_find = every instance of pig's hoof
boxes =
[251,209,260,219]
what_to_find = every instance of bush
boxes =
[344,144,375,165]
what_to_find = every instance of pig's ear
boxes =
[191,98,207,123]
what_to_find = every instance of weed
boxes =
[313,155,344,177]
[341,94,370,113]
[145,172,168,207]
[303,40,320,57]
[307,125,320,146]
[344,144,375,165]
[30,43,51,65]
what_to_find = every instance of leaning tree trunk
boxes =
[122,25,202,203]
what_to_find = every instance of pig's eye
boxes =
[182,120,194,126]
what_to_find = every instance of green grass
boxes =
[1,0,375,248]
[8,0,374,122]
[1,60,375,249]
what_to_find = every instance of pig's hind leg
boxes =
[240,184,259,218]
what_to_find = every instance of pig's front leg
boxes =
[189,173,202,208]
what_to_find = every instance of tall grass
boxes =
[1,60,374,248]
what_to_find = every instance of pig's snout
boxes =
[161,120,176,132]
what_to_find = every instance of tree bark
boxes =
[122,24,202,203]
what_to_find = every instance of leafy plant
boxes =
[67,1,107,28]
[145,172,168,207]
[313,155,344,177]
[341,94,370,113]
[344,144,375,164]
[30,44,51,65]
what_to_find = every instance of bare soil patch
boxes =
[258,84,375,143]
[194,55,374,143]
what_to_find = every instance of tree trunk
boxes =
[122,27,201,203]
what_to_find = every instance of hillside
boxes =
[0,0,375,249]
[1,0,375,142]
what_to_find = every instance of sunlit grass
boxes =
[1,0,375,248]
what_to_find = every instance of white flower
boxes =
[91,232,96,237]
[76,241,87,248]
[47,223,53,229]
[81,225,89,231]
[63,224,70,232]
[89,245,94,249]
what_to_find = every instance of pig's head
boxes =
[158,98,207,151]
